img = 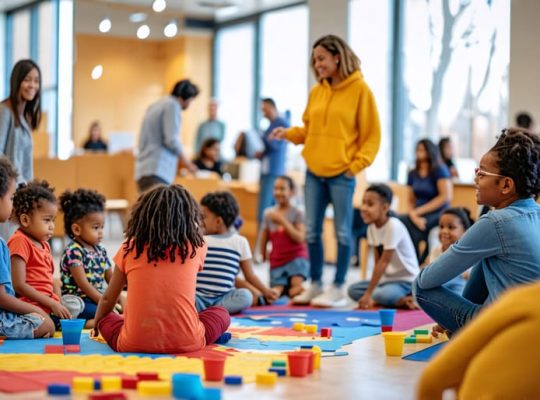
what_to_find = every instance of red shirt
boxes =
[114,242,208,354]
[8,229,59,313]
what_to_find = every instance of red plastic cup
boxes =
[287,352,310,377]
[299,350,314,374]
[202,357,226,382]
[381,325,393,332]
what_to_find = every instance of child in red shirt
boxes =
[93,184,230,353]
[9,180,83,324]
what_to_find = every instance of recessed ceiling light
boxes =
[129,12,147,23]
[152,0,166,13]
[98,17,111,33]
[164,20,178,38]
[91,65,103,80]
[137,24,150,39]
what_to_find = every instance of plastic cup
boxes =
[381,332,407,356]
[379,309,396,327]
[60,319,85,345]
[202,357,226,381]
[300,349,314,374]
[287,351,310,377]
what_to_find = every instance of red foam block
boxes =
[136,372,159,381]
[64,345,80,353]
[320,328,332,337]
[44,345,64,354]
[121,376,139,389]
[89,393,127,400]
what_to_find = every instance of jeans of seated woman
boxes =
[304,170,355,287]
[413,264,488,334]
[398,210,441,264]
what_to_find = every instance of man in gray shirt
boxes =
[135,79,199,193]
[194,99,225,155]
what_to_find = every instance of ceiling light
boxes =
[98,17,111,33]
[137,24,150,39]
[91,65,103,80]
[152,0,166,12]
[129,12,147,23]
[164,20,177,38]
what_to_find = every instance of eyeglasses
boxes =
[474,167,506,178]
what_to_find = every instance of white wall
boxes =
[509,0,540,127]
[0,13,5,98]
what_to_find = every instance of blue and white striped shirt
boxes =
[196,233,251,298]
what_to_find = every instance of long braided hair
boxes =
[123,184,204,264]
[490,128,540,199]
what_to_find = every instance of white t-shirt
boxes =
[367,217,420,284]
[195,233,252,298]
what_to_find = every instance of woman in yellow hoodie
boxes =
[270,34,381,307]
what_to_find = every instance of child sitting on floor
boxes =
[0,157,55,339]
[425,207,474,295]
[9,180,83,325]
[196,191,278,313]
[93,184,230,353]
[348,184,420,309]
[259,175,309,298]
[59,189,113,328]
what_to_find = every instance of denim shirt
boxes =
[415,198,540,303]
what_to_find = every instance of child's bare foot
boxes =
[396,295,419,310]
[288,285,304,298]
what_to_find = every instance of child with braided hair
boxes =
[414,127,540,336]
[93,184,230,353]
[59,189,112,328]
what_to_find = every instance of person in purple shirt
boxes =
[256,98,289,226]
[398,139,452,263]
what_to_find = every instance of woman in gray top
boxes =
[0,59,41,239]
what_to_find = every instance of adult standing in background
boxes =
[83,121,108,152]
[270,34,381,308]
[135,79,199,193]
[194,99,225,155]
[0,59,41,240]
[257,98,289,225]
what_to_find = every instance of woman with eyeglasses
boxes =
[399,139,452,264]
[413,127,540,337]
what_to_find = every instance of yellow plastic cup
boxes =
[382,332,408,356]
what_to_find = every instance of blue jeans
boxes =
[258,173,278,224]
[413,265,487,334]
[195,289,253,314]
[348,281,412,307]
[79,298,98,320]
[304,170,355,286]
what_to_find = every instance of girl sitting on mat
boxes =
[59,188,113,329]
[195,191,278,313]
[93,184,230,353]
[348,184,420,309]
[0,157,55,339]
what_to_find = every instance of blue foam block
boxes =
[224,375,242,385]
[47,383,71,395]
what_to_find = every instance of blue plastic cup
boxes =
[379,309,396,327]
[60,319,85,345]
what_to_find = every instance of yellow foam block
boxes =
[312,345,322,370]
[305,324,318,334]
[416,335,433,343]
[101,375,122,391]
[292,322,305,331]
[72,376,94,394]
[256,372,277,385]
[137,381,171,396]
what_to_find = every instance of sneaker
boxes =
[311,286,348,308]
[291,284,323,305]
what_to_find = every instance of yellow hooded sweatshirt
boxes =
[285,70,381,177]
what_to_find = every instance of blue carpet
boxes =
[402,342,447,361]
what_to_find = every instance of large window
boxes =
[349,0,392,181]
[401,0,510,181]
[260,5,309,171]
[214,23,256,161]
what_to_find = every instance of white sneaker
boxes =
[292,284,323,305]
[311,286,348,308]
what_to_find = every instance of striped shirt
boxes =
[196,233,252,298]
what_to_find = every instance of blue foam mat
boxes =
[402,342,447,361]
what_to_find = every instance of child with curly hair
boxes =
[196,191,278,313]
[414,128,540,336]
[0,158,55,338]
[93,184,230,353]
[9,180,83,324]
[59,189,112,328]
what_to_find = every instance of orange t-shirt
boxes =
[8,229,59,313]
[114,242,207,354]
